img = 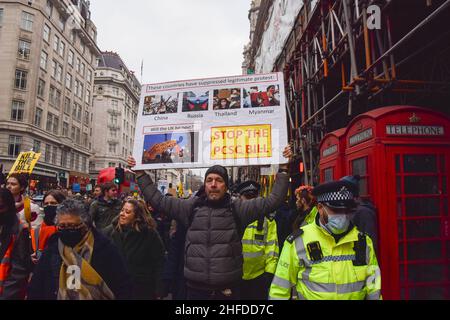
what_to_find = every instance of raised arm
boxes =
[128,156,195,225]
[233,145,292,227]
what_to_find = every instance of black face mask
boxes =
[43,206,58,225]
[58,228,87,247]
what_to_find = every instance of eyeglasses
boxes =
[57,223,84,231]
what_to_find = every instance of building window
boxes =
[110,129,117,138]
[82,133,88,147]
[34,108,42,127]
[11,100,25,122]
[70,152,74,169]
[71,126,76,140]
[81,42,85,55]
[20,12,34,31]
[112,87,119,96]
[45,0,53,17]
[73,103,82,121]
[108,162,115,167]
[56,64,63,83]
[53,35,59,52]
[68,50,74,66]
[51,60,57,78]
[108,144,116,153]
[52,146,57,164]
[82,156,87,172]
[37,79,45,97]
[85,89,90,104]
[43,24,51,42]
[8,136,22,157]
[70,30,75,43]
[61,150,68,168]
[58,15,65,31]
[45,144,51,162]
[78,83,84,99]
[65,73,72,90]
[33,140,41,152]
[76,58,80,73]
[0,9,3,25]
[87,69,92,83]
[75,154,80,170]
[80,63,85,77]
[46,113,59,134]
[63,122,69,137]
[64,97,71,115]
[18,39,31,60]
[40,51,48,70]
[75,128,81,144]
[84,111,89,125]
[49,86,61,107]
[58,41,65,57]
[14,69,27,90]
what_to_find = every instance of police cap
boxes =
[312,180,357,209]
[235,180,260,197]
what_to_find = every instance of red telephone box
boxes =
[344,106,450,299]
[319,128,346,182]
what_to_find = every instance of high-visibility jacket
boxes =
[31,222,57,255]
[0,222,28,296]
[269,220,381,300]
[301,206,318,227]
[242,217,279,280]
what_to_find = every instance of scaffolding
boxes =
[266,0,450,184]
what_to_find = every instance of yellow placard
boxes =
[8,151,41,176]
[210,124,272,160]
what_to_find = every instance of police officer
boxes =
[237,180,279,300]
[269,180,381,300]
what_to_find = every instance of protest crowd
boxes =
[0,144,381,301]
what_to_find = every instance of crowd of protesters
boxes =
[0,144,380,300]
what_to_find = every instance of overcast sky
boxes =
[90,0,251,85]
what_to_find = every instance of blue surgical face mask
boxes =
[322,207,351,235]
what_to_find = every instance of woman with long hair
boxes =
[0,188,32,299]
[104,199,165,299]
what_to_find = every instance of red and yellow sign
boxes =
[210,124,272,160]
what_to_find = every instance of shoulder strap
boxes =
[34,225,42,252]
[353,232,367,266]
[286,228,304,244]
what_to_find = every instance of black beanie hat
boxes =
[204,165,229,188]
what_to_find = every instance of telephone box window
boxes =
[440,155,446,173]
[396,176,402,194]
[405,198,440,217]
[323,167,333,182]
[351,157,368,196]
[408,264,445,283]
[404,176,439,195]
[406,219,441,239]
[404,155,437,173]
[409,286,445,300]
[407,240,442,261]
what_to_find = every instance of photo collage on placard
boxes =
[142,83,280,116]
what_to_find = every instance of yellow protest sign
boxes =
[210,124,272,160]
[8,151,41,176]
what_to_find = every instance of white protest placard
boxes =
[133,72,288,169]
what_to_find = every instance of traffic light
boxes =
[114,167,125,185]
